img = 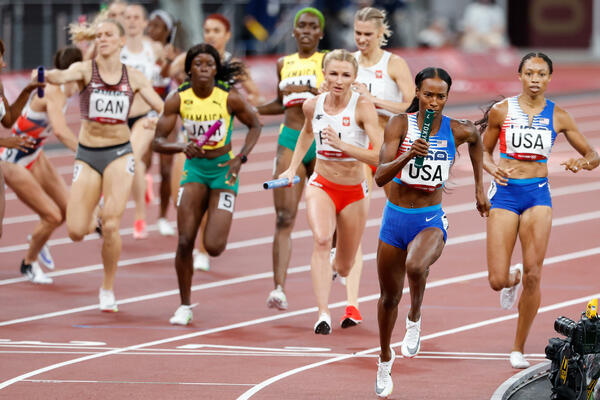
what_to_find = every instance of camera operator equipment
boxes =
[545,298,600,400]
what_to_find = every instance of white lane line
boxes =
[1,247,598,390]
[1,208,598,326]
[236,292,600,399]
[1,177,597,253]
[22,379,255,386]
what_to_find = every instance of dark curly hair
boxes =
[184,43,245,85]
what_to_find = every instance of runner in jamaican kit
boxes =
[152,43,261,326]
[258,7,326,311]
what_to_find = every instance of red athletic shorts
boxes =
[308,172,368,214]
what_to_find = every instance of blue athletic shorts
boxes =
[379,201,448,250]
[488,177,552,215]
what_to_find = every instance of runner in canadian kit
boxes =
[152,43,261,326]
[43,18,163,312]
[373,67,489,398]
[478,52,599,369]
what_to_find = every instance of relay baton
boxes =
[195,120,222,147]
[413,109,435,168]
[37,66,44,98]
[263,176,301,189]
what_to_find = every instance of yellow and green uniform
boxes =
[179,81,239,193]
[278,51,325,164]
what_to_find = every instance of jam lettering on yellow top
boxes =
[279,52,325,108]
[178,81,234,150]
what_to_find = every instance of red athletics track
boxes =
[0,91,599,399]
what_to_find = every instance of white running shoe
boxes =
[21,261,53,284]
[169,304,195,325]
[193,249,210,271]
[266,285,288,310]
[157,218,175,236]
[500,263,523,309]
[314,312,332,335]
[99,288,118,312]
[510,351,530,369]
[28,235,55,270]
[401,316,421,358]
[375,348,395,398]
[330,248,346,285]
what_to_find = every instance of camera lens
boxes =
[554,316,577,337]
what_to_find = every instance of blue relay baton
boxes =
[263,176,301,189]
[414,109,435,168]
[37,66,44,98]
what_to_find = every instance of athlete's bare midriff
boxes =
[78,120,131,147]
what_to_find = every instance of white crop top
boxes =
[354,51,402,117]
[312,91,368,162]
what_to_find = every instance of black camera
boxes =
[545,305,600,400]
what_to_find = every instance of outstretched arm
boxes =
[279,98,317,183]
[256,57,285,115]
[555,106,600,172]
[0,80,44,128]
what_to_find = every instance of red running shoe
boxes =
[133,219,148,239]
[340,305,362,328]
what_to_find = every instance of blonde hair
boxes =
[323,49,358,74]
[68,9,126,43]
[355,7,392,47]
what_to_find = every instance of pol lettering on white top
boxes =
[312,91,368,162]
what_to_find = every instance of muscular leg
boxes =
[305,185,337,316]
[377,241,407,362]
[487,209,521,291]
[2,161,63,263]
[98,155,135,290]
[345,164,373,307]
[203,189,236,257]
[130,117,154,223]
[514,206,551,353]
[272,145,311,289]
[175,182,208,305]
[335,197,369,277]
[405,228,445,322]
[67,162,102,241]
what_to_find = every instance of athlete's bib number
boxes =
[505,126,552,160]
[89,91,129,123]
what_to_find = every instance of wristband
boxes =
[237,154,248,164]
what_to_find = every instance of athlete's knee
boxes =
[68,228,86,242]
[177,234,195,254]
[42,205,64,227]
[405,260,428,281]
[204,240,226,257]
[488,274,506,292]
[521,268,541,291]
[159,162,172,180]
[275,209,296,230]
[100,217,120,238]
[380,291,401,310]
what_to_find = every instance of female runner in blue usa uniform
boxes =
[373,67,489,398]
[479,52,599,369]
